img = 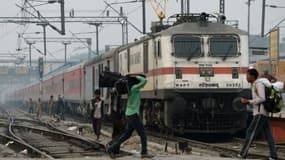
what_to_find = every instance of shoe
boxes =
[141,153,154,159]
[105,143,116,159]
[104,143,110,152]
[269,157,277,160]
[108,152,117,159]
[236,154,245,159]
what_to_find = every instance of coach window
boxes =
[209,35,239,59]
[173,35,202,60]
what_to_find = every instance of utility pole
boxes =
[27,41,35,68]
[220,0,225,15]
[142,0,146,34]
[37,23,48,57]
[247,0,251,36]
[181,0,184,15]
[121,19,128,45]
[186,0,190,14]
[261,0,266,37]
[88,23,102,55]
[247,0,252,55]
[60,0,65,35]
[37,22,48,71]
[43,24,47,58]
[120,7,128,45]
[87,38,92,59]
[62,42,71,64]
[95,24,100,55]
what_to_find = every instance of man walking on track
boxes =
[239,68,278,160]
[36,98,42,119]
[28,98,34,114]
[48,95,54,117]
[57,95,65,120]
[106,74,153,158]
[90,89,104,141]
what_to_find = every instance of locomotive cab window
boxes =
[173,36,202,59]
[209,36,239,58]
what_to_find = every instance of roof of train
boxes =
[43,62,79,80]
[18,62,80,90]
[64,62,84,73]
[159,22,248,35]
[85,49,116,66]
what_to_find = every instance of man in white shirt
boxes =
[239,68,277,160]
[91,89,104,141]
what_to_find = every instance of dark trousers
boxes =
[111,111,125,139]
[240,115,278,159]
[28,107,33,114]
[108,114,147,154]
[92,118,102,136]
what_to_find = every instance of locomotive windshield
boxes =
[173,36,202,59]
[209,36,238,58]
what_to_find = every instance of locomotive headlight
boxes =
[207,70,213,75]
[200,67,214,77]
[175,67,182,79]
[232,67,239,79]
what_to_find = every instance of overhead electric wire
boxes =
[69,30,97,55]
[0,26,21,39]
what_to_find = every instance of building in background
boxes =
[249,34,285,80]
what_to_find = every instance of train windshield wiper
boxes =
[222,44,233,61]
[187,47,200,61]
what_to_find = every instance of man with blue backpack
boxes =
[239,68,278,160]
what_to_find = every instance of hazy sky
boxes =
[0,0,285,63]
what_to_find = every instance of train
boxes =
[6,13,251,134]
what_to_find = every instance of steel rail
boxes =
[0,132,47,158]
[147,131,285,160]
[8,117,55,159]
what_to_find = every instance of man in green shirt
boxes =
[107,74,153,158]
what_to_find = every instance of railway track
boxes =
[0,107,49,158]
[147,131,285,160]
[9,119,105,158]
[101,119,285,159]
[0,132,47,158]
[0,106,109,159]
[4,105,285,159]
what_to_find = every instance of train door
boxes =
[114,52,119,73]
[62,74,65,98]
[153,39,161,95]
[81,65,86,101]
[98,63,103,96]
[143,41,149,73]
[92,66,95,94]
